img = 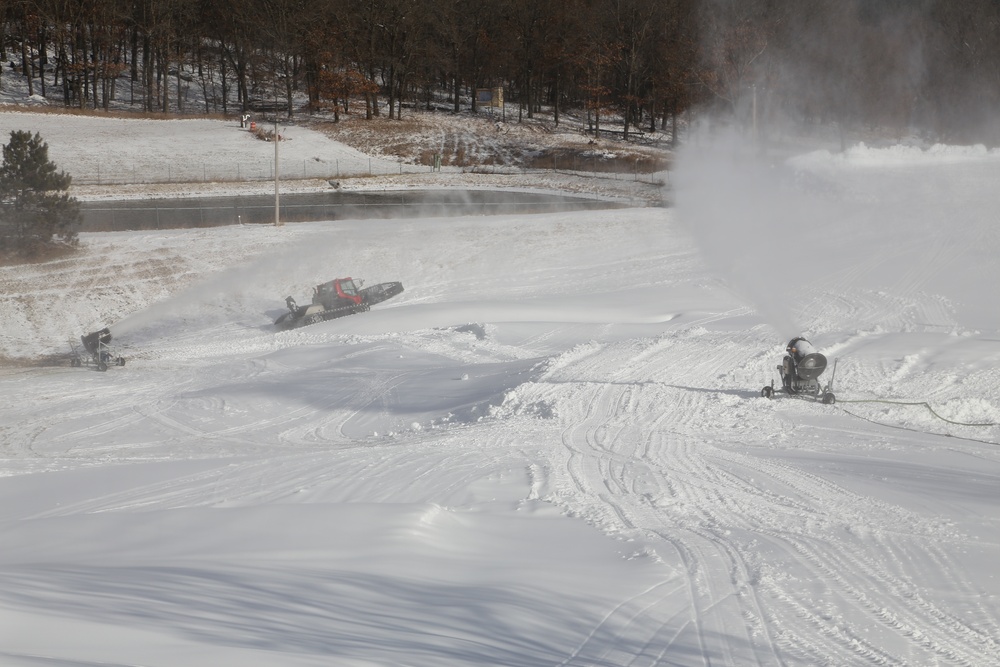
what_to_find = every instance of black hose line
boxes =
[835,398,996,427]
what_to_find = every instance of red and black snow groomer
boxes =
[70,327,126,371]
[275,277,404,329]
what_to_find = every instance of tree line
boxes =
[1,0,999,143]
[0,0,700,139]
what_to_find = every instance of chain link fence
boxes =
[68,150,668,187]
[72,161,667,186]
[72,158,436,186]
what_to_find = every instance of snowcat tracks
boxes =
[361,282,404,306]
[281,304,366,329]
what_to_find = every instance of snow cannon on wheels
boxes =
[275,277,404,330]
[761,337,836,404]
[70,327,126,371]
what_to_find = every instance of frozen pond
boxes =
[79,189,631,231]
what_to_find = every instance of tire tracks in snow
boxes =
[535,329,783,666]
[523,327,999,666]
[706,444,999,666]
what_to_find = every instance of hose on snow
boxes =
[835,398,997,427]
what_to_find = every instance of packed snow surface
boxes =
[1,114,1000,666]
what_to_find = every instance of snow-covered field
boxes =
[1,111,1000,666]
[0,109,419,185]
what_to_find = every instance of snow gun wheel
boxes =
[761,386,773,399]
[97,361,108,372]
[821,392,836,405]
[117,357,126,366]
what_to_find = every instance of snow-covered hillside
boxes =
[1,112,999,666]
[0,108,667,204]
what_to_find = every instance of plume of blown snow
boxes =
[671,127,841,338]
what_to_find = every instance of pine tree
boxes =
[0,131,80,259]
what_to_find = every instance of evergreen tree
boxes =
[0,131,80,259]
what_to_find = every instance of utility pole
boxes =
[274,114,281,226]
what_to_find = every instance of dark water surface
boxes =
[80,189,630,231]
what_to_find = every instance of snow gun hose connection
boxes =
[836,398,997,427]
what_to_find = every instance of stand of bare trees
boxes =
[1,0,999,144]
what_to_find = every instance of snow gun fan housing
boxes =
[761,337,836,404]
[81,328,111,354]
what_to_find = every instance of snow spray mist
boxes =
[672,127,842,338]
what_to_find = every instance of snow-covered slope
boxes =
[1,113,999,666]
[0,110,405,184]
